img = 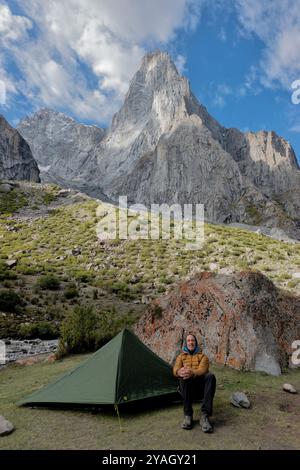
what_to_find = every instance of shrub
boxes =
[0,262,17,281]
[74,270,94,283]
[58,305,138,357]
[93,289,98,300]
[43,193,56,205]
[287,279,300,288]
[64,282,79,299]
[96,308,137,347]
[58,304,99,355]
[0,289,22,312]
[19,321,58,339]
[16,265,38,275]
[36,274,60,290]
[109,281,134,300]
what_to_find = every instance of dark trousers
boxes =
[178,372,216,417]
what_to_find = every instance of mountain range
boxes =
[1,51,299,238]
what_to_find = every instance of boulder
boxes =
[0,416,14,436]
[5,259,17,268]
[134,271,300,375]
[0,182,14,193]
[231,392,251,408]
[282,383,297,394]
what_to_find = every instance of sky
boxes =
[1,0,300,163]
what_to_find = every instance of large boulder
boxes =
[134,271,300,375]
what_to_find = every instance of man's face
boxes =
[186,335,196,351]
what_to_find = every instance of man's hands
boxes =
[177,366,194,380]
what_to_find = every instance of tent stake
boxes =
[114,404,123,432]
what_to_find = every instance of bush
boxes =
[74,270,94,283]
[64,282,79,299]
[109,281,135,300]
[58,304,138,357]
[93,289,98,300]
[96,308,137,347]
[43,193,56,205]
[0,289,22,312]
[58,304,99,355]
[0,262,17,281]
[36,274,60,290]
[19,321,58,339]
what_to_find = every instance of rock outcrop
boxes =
[18,108,105,192]
[134,271,300,375]
[0,115,40,182]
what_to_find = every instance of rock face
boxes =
[91,51,300,239]
[134,271,300,375]
[0,115,40,182]
[18,108,105,192]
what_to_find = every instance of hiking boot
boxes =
[181,415,193,430]
[200,413,213,433]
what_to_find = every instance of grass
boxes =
[0,356,299,450]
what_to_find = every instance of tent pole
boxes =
[114,403,123,432]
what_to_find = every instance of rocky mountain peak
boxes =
[110,50,190,136]
[18,109,105,186]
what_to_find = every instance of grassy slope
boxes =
[0,355,299,450]
[0,181,299,337]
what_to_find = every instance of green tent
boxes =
[19,328,177,407]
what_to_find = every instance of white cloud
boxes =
[0,3,32,43]
[174,54,187,74]
[0,0,202,124]
[212,83,232,108]
[235,0,300,89]
[289,124,300,133]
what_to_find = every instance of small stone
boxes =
[230,392,251,409]
[282,383,297,394]
[209,263,218,271]
[0,416,15,436]
[5,259,17,268]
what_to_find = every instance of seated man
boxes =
[173,333,216,433]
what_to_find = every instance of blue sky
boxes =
[1,0,300,163]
